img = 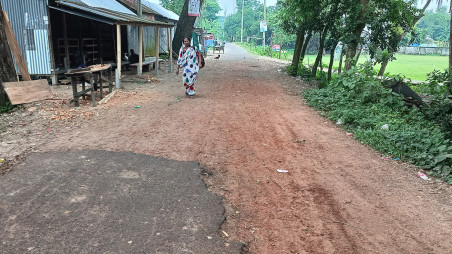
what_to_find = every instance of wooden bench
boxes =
[129,57,157,74]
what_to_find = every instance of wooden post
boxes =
[139,25,143,75]
[2,10,31,81]
[167,27,170,73]
[169,27,173,73]
[46,6,58,84]
[62,13,70,70]
[116,24,121,79]
[279,37,282,59]
[155,26,159,76]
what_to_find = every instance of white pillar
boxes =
[116,24,121,79]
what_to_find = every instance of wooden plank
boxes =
[3,79,53,105]
[2,10,31,81]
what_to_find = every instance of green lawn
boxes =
[303,54,448,81]
[236,42,448,81]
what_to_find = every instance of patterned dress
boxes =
[177,46,199,96]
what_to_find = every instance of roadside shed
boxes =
[116,0,179,73]
[0,0,175,83]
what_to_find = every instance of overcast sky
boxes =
[217,0,278,16]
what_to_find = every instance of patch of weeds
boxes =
[303,63,452,183]
[0,102,16,114]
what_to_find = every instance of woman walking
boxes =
[177,37,202,96]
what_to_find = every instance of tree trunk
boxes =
[300,30,312,61]
[345,0,369,70]
[338,48,344,74]
[172,0,204,58]
[355,44,363,62]
[0,3,17,107]
[312,27,328,78]
[291,27,305,74]
[378,59,389,76]
[328,41,339,81]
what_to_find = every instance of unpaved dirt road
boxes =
[2,43,452,253]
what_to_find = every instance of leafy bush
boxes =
[303,63,452,183]
[0,102,15,114]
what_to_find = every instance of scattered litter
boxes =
[418,172,430,181]
[221,230,229,237]
[381,155,391,160]
[346,133,353,136]
[277,169,289,173]
[134,106,141,108]
[294,139,306,144]
[0,158,4,163]
[128,241,132,244]
[393,158,399,161]
[336,119,343,125]
[381,124,389,130]
[207,236,213,240]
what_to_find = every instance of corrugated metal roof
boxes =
[79,0,135,14]
[55,0,171,26]
[142,0,179,21]
[115,0,159,16]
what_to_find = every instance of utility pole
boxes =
[263,0,266,48]
[240,0,244,42]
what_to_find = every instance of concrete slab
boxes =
[0,150,243,253]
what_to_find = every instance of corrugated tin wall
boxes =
[127,26,170,57]
[1,0,51,75]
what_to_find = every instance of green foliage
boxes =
[0,102,15,114]
[303,63,452,182]
[224,0,269,41]
[160,0,185,14]
[416,7,451,44]
[416,68,452,142]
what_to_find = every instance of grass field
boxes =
[303,54,448,81]
[236,43,448,81]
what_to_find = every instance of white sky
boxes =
[148,0,279,16]
[218,0,278,16]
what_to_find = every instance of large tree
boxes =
[172,0,204,57]
[0,2,16,108]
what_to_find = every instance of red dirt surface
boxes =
[2,44,452,253]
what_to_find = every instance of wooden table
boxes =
[65,64,113,107]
